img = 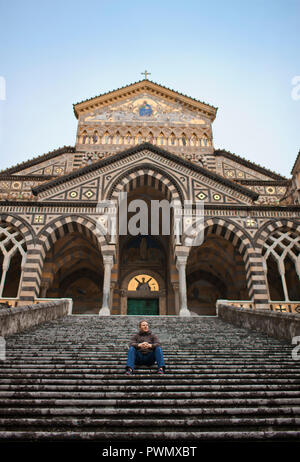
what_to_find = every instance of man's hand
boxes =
[138,342,152,349]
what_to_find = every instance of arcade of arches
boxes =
[0,79,299,314]
[1,217,299,315]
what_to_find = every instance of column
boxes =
[0,256,10,298]
[278,260,289,302]
[176,255,191,317]
[120,289,127,315]
[99,255,114,316]
[39,281,50,299]
[172,282,180,315]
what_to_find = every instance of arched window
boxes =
[0,224,27,298]
[115,132,120,144]
[148,132,154,144]
[181,134,187,146]
[92,132,98,144]
[126,132,132,145]
[170,133,176,145]
[103,132,110,144]
[202,135,208,146]
[82,132,88,144]
[159,133,164,146]
[191,134,198,147]
[263,229,300,301]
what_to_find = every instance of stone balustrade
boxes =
[217,300,300,342]
[0,299,73,337]
[217,299,300,314]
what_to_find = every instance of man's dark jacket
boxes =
[129,330,160,354]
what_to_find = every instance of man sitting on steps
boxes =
[125,320,166,375]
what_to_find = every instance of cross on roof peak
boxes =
[141,70,151,80]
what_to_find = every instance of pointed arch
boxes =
[187,217,269,308]
[159,132,165,146]
[201,133,208,146]
[169,132,176,146]
[191,133,198,147]
[255,219,300,247]
[92,130,99,144]
[125,131,132,145]
[18,216,110,302]
[0,221,29,298]
[136,132,143,144]
[255,219,300,301]
[147,131,154,144]
[181,133,187,146]
[81,131,88,145]
[103,131,110,144]
[115,131,121,144]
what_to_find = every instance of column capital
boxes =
[103,254,114,266]
[101,244,116,259]
[119,289,127,297]
[176,255,188,270]
[175,245,190,256]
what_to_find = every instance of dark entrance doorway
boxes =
[127,298,159,315]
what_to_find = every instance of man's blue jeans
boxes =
[126,346,165,371]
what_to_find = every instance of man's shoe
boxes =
[157,368,165,374]
[125,368,133,375]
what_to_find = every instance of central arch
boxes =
[106,163,185,204]
[109,166,179,315]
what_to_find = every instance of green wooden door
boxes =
[127,299,159,315]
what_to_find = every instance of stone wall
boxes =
[217,303,300,342]
[0,299,72,337]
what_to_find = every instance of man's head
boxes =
[139,320,149,332]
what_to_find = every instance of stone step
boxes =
[0,368,300,381]
[1,398,299,407]
[3,355,295,362]
[0,430,299,441]
[0,417,299,433]
[1,378,299,385]
[1,314,299,442]
[1,391,300,400]
[1,384,299,391]
[1,362,297,369]
[1,416,299,427]
[2,406,300,417]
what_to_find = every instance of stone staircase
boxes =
[0,315,300,442]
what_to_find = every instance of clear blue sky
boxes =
[0,0,299,177]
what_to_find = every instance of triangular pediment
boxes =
[82,92,211,126]
[73,79,217,122]
[32,143,258,206]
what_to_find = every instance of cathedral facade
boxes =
[0,79,299,316]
